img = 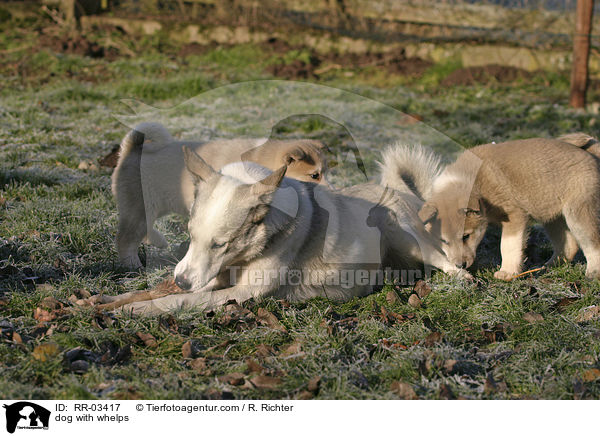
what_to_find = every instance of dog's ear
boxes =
[461,197,484,216]
[418,203,438,224]
[251,165,287,197]
[183,146,217,182]
[283,148,306,165]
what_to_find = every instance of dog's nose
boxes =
[175,275,192,290]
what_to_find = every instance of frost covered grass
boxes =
[1,16,600,399]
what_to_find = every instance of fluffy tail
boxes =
[378,143,442,199]
[558,132,600,159]
[119,122,173,158]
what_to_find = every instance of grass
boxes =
[1,16,600,400]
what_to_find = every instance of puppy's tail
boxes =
[558,132,600,159]
[378,143,442,200]
[120,122,173,157]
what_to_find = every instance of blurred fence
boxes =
[93,0,598,50]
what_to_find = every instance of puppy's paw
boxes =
[119,300,164,316]
[121,256,143,270]
[494,270,516,281]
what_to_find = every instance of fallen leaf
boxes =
[255,344,275,358]
[280,340,303,357]
[297,390,314,400]
[438,384,456,400]
[249,375,282,389]
[182,340,204,358]
[386,290,400,304]
[12,332,22,344]
[390,381,418,399]
[307,375,321,393]
[577,306,600,322]
[245,358,266,374]
[257,308,287,332]
[190,357,208,372]
[33,307,56,323]
[424,331,442,346]
[523,312,544,323]
[414,280,432,299]
[554,297,579,312]
[408,294,421,308]
[136,332,158,348]
[32,343,60,361]
[218,372,246,386]
[581,368,600,382]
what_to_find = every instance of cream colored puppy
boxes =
[112,122,327,268]
[418,134,600,280]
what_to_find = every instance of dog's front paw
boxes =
[452,269,474,281]
[119,300,164,316]
[494,270,516,281]
[121,256,143,270]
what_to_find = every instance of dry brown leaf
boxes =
[414,280,432,299]
[245,358,266,374]
[577,306,600,322]
[257,308,287,332]
[385,290,400,304]
[12,332,22,344]
[581,368,600,382]
[523,312,544,323]
[219,372,246,386]
[255,344,276,358]
[281,340,303,357]
[136,332,158,348]
[33,307,56,323]
[297,390,314,400]
[182,341,194,358]
[249,375,282,389]
[424,331,443,346]
[390,381,418,399]
[32,343,60,361]
[307,375,321,393]
[408,294,421,308]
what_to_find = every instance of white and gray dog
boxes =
[102,139,468,315]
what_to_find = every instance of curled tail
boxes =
[558,132,600,159]
[378,143,442,200]
[118,122,173,159]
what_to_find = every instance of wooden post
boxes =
[569,0,595,109]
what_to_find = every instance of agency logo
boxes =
[3,402,50,434]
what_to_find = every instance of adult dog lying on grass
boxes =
[100,144,469,315]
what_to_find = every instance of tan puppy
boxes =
[418,134,600,280]
[112,122,327,268]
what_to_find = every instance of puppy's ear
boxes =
[283,148,306,165]
[251,165,287,197]
[418,203,438,224]
[462,197,484,216]
[183,146,217,182]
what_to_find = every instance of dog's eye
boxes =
[211,240,227,249]
[462,234,470,242]
[310,173,320,180]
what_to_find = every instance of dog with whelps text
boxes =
[418,133,600,281]
[112,122,327,269]
[102,143,469,314]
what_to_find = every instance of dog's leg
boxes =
[119,285,257,315]
[563,203,600,279]
[495,217,528,281]
[543,217,579,266]
[116,210,146,269]
[143,227,169,248]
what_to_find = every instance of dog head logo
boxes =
[3,402,50,433]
